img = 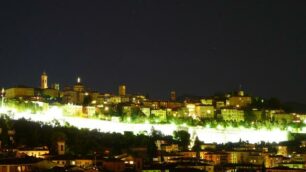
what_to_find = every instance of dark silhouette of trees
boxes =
[0,117,178,157]
[192,136,201,159]
[173,130,190,151]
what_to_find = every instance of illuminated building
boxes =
[120,155,143,172]
[119,84,126,96]
[63,104,83,116]
[109,96,122,104]
[142,101,159,109]
[186,104,196,118]
[273,113,294,123]
[265,155,284,168]
[228,90,252,108]
[17,147,49,159]
[203,152,228,165]
[51,157,94,168]
[200,98,213,105]
[57,139,65,155]
[277,146,288,157]
[247,153,265,165]
[62,88,78,104]
[220,108,245,122]
[73,77,85,92]
[42,88,60,98]
[5,72,59,100]
[195,105,215,118]
[296,114,306,122]
[5,86,35,99]
[40,72,48,89]
[62,77,99,105]
[215,101,225,109]
[200,143,216,150]
[151,109,167,122]
[252,109,264,121]
[0,160,33,172]
[5,86,59,100]
[51,83,60,90]
[161,143,179,153]
[179,151,197,158]
[131,95,147,104]
[227,151,250,164]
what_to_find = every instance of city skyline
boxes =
[0,1,306,102]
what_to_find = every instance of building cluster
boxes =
[0,138,305,172]
[0,72,306,171]
[3,72,306,125]
[153,141,306,172]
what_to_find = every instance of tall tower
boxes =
[41,72,48,89]
[119,84,126,96]
[57,139,65,155]
[170,91,176,101]
[238,84,244,96]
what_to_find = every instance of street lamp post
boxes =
[94,151,97,169]
[1,88,4,108]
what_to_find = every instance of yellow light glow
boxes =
[0,103,295,144]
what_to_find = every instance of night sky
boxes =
[0,1,305,102]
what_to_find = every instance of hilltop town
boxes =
[3,72,306,130]
[0,72,305,172]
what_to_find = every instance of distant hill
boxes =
[283,102,306,113]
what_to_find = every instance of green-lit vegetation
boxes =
[1,98,306,133]
[1,116,305,157]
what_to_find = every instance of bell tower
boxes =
[41,72,48,89]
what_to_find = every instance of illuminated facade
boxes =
[201,99,213,105]
[57,140,65,155]
[41,72,48,89]
[195,105,215,118]
[151,109,167,122]
[220,108,245,121]
[227,151,250,164]
[5,72,59,100]
[186,104,196,118]
[228,91,252,108]
[17,148,49,158]
[204,152,228,165]
[276,146,288,157]
[5,87,35,99]
[62,77,99,105]
[119,84,126,96]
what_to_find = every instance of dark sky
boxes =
[0,0,306,102]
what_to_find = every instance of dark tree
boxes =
[192,136,201,160]
[173,130,190,151]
